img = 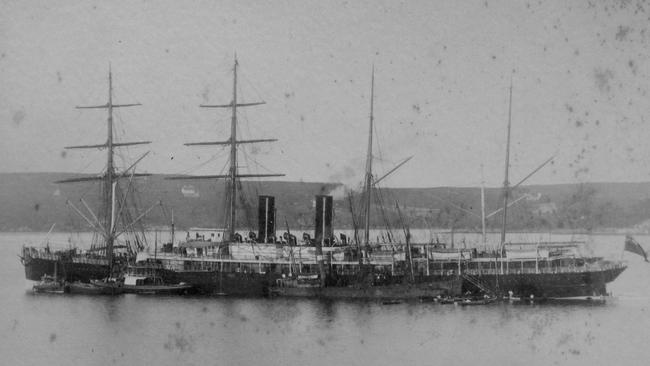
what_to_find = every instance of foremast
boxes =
[363,67,375,251]
[499,82,513,274]
[169,56,283,245]
[57,66,151,267]
[359,68,412,255]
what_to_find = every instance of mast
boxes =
[168,56,284,245]
[500,81,513,273]
[106,67,115,237]
[363,66,375,248]
[105,68,116,263]
[481,164,486,250]
[171,208,175,246]
[56,67,150,269]
[228,59,239,241]
[285,219,294,276]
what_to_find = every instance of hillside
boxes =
[2,173,650,232]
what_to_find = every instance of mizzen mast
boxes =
[499,81,513,273]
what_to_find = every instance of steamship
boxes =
[154,64,626,300]
[449,84,627,300]
[272,69,465,299]
[20,68,151,283]
[151,60,462,298]
[272,77,627,300]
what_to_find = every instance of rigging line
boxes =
[237,181,256,233]
[236,105,261,152]
[120,183,147,249]
[374,184,395,244]
[174,150,229,176]
[211,114,229,137]
[113,173,136,233]
[111,75,143,107]
[221,179,232,232]
[204,57,233,97]
[74,178,98,200]
[239,69,266,106]
[373,120,385,173]
[237,150,264,207]
[71,151,104,175]
[239,147,276,174]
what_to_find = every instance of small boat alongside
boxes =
[122,260,193,295]
[436,296,458,304]
[546,295,608,304]
[32,274,67,294]
[69,279,124,295]
[457,295,498,306]
[382,299,402,305]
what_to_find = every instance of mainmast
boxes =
[363,67,375,248]
[56,66,150,266]
[500,81,513,273]
[169,56,284,243]
[228,59,239,242]
[105,68,117,257]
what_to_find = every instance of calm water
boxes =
[2,232,650,366]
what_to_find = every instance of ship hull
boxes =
[22,254,110,283]
[461,265,627,298]
[122,284,193,295]
[152,263,626,299]
[274,278,462,300]
[68,281,123,295]
[157,268,462,298]
[159,269,278,296]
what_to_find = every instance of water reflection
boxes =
[100,296,122,322]
[311,299,337,328]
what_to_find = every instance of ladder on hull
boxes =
[461,273,495,296]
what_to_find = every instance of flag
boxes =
[625,235,649,262]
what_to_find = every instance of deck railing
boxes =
[428,262,626,277]
[23,247,110,265]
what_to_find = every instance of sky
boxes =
[2,0,650,189]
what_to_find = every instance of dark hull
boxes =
[274,278,462,300]
[122,284,193,295]
[462,265,627,298]
[154,265,626,299]
[160,270,462,298]
[68,282,123,295]
[160,270,278,296]
[22,256,110,282]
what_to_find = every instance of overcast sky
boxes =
[1,1,649,189]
